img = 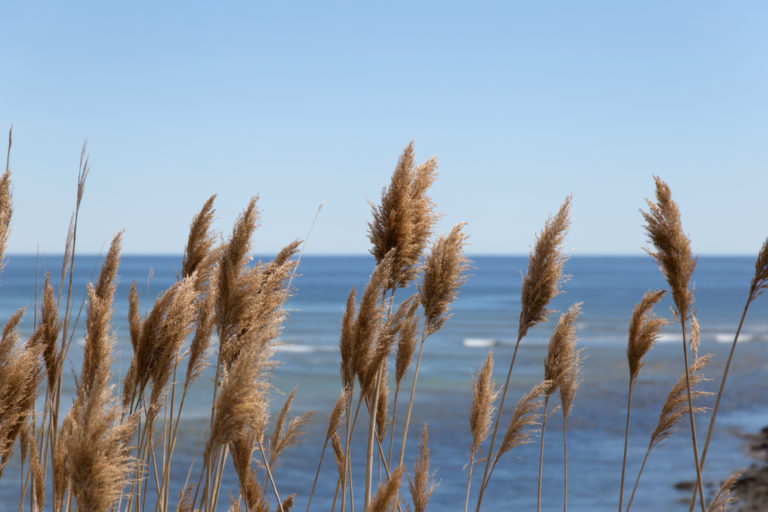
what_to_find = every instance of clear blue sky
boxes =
[1,1,766,255]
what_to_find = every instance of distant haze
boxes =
[1,2,766,255]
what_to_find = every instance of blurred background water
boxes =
[2,254,766,511]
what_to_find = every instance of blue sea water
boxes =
[1,254,767,511]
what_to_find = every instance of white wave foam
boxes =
[463,338,497,348]
[715,333,756,343]
[657,333,683,343]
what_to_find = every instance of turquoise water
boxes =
[1,255,767,510]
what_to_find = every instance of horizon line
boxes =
[3,252,760,258]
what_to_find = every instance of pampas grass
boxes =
[538,303,581,512]
[464,351,497,512]
[474,195,571,512]
[0,135,763,512]
[619,289,670,512]
[642,176,706,512]
[625,354,713,512]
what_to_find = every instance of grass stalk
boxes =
[678,322,706,512]
[686,297,750,512]
[563,414,568,512]
[624,449,650,512]
[473,333,523,512]
[536,395,550,512]
[618,381,633,512]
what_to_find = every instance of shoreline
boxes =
[673,426,768,510]
[734,426,768,511]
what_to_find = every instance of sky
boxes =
[1,1,766,255]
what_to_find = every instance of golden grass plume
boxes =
[409,424,438,512]
[650,354,713,449]
[368,141,439,290]
[641,176,696,323]
[470,350,498,456]
[518,195,572,340]
[627,289,669,382]
[419,222,469,336]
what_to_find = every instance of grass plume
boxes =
[475,195,571,512]
[368,141,439,291]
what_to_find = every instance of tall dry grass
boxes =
[0,130,764,512]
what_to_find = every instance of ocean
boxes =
[1,254,767,511]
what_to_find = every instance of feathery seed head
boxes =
[518,195,572,340]
[470,350,498,455]
[749,237,768,302]
[366,465,404,512]
[650,354,713,449]
[408,425,438,512]
[352,253,392,390]
[706,470,742,512]
[419,222,470,336]
[394,296,420,385]
[627,289,669,382]
[339,287,357,390]
[544,302,581,396]
[0,169,12,273]
[368,141,439,290]
[326,388,350,441]
[641,176,696,323]
[182,194,217,279]
[496,380,552,464]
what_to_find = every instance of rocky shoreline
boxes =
[734,426,768,511]
[673,426,768,510]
